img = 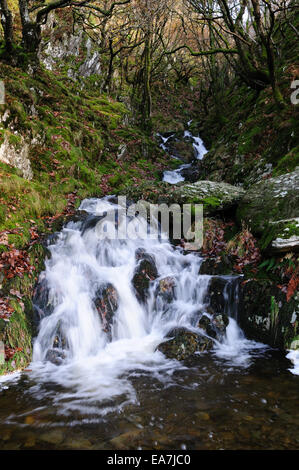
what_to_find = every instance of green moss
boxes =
[273,147,299,175]
[259,219,299,251]
[202,195,221,209]
[0,51,177,376]
[7,132,22,147]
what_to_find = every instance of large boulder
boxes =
[237,168,299,236]
[124,180,245,216]
[177,180,245,213]
[239,279,299,351]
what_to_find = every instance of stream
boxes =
[159,122,208,184]
[0,195,298,450]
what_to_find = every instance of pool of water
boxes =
[0,348,298,450]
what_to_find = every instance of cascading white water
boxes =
[30,197,266,417]
[183,130,208,161]
[31,197,211,415]
[160,127,208,184]
[212,277,267,366]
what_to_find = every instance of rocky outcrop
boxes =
[124,180,245,216]
[39,13,101,80]
[237,168,299,233]
[177,180,245,212]
[239,279,299,350]
[0,132,33,180]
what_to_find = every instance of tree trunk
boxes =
[103,39,115,93]
[141,33,152,135]
[18,0,41,53]
[0,0,14,54]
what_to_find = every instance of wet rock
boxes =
[44,232,61,247]
[158,328,213,361]
[199,256,234,275]
[132,249,158,302]
[239,279,299,350]
[80,213,107,234]
[208,276,240,318]
[94,283,118,338]
[45,349,66,365]
[195,411,210,421]
[24,435,36,448]
[166,139,195,163]
[180,163,201,182]
[198,312,228,340]
[155,276,176,306]
[33,275,56,325]
[110,429,143,450]
[52,321,67,350]
[64,437,93,449]
[69,209,89,225]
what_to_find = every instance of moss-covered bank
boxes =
[0,61,174,375]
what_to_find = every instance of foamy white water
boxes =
[286,349,299,375]
[213,318,267,367]
[183,130,208,160]
[30,197,212,415]
[160,128,208,184]
[163,163,191,184]
[0,371,21,392]
[28,197,267,416]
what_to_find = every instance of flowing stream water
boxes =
[0,197,298,450]
[160,125,208,184]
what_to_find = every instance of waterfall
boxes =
[159,124,208,184]
[31,197,266,416]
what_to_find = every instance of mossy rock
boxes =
[177,180,245,214]
[239,279,299,350]
[166,139,195,163]
[158,327,213,360]
[237,168,299,236]
[124,180,245,216]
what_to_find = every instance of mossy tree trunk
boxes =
[0,0,14,55]
[250,0,286,108]
[18,0,41,54]
[141,32,152,135]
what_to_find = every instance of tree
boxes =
[183,0,298,105]
[0,0,14,54]
[16,0,131,55]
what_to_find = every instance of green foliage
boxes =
[259,257,277,272]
